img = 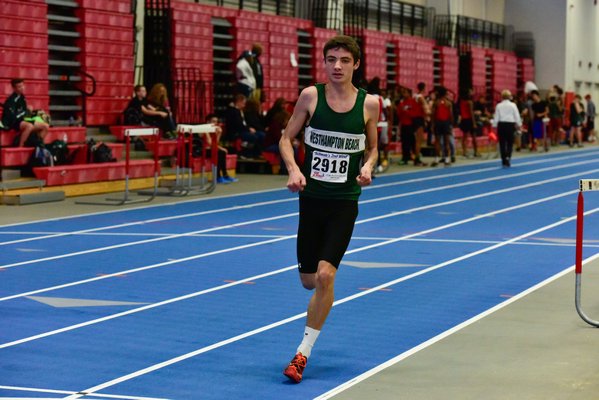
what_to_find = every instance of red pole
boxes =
[153,130,159,173]
[576,191,584,274]
[211,131,218,169]
[125,132,130,177]
[177,130,183,168]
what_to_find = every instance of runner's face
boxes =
[324,47,359,84]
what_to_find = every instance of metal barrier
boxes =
[76,127,160,206]
[575,179,599,327]
[142,123,218,197]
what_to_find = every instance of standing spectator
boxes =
[147,83,177,138]
[458,88,479,157]
[492,89,522,168]
[585,94,596,142]
[473,95,491,136]
[412,82,429,166]
[530,90,549,151]
[235,50,256,98]
[431,86,454,166]
[250,43,264,103]
[367,77,391,172]
[569,94,585,148]
[547,93,564,146]
[397,87,416,165]
[2,78,48,147]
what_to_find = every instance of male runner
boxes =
[279,35,379,383]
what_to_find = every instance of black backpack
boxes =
[46,139,69,165]
[124,106,143,125]
[87,139,115,163]
[30,145,53,167]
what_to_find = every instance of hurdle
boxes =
[76,127,160,206]
[575,179,599,327]
[145,123,218,197]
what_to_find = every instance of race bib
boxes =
[310,151,350,183]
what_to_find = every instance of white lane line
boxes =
[0,384,169,400]
[0,197,295,247]
[2,157,596,272]
[0,149,587,233]
[359,157,597,206]
[0,189,577,348]
[368,150,596,190]
[0,186,288,230]
[0,213,297,270]
[0,231,287,238]
[0,235,295,303]
[315,253,599,399]
[1,163,590,303]
[4,233,595,249]
[0,151,594,248]
[62,206,599,400]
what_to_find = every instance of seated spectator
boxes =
[147,83,177,139]
[1,78,48,147]
[244,98,266,132]
[223,94,265,159]
[205,114,237,184]
[264,97,290,153]
[123,85,170,128]
[265,98,294,174]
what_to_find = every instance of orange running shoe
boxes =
[283,352,307,383]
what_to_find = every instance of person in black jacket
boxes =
[2,78,48,147]
[223,94,265,158]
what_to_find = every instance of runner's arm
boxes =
[280,87,315,192]
[357,94,380,187]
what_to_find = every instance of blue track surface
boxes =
[3,150,599,399]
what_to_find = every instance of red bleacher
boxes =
[0,0,49,111]
[435,46,459,96]
[76,4,134,126]
[33,159,157,186]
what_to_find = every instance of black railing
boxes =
[190,0,295,15]
[57,68,96,126]
[144,0,173,103]
[342,0,429,36]
[172,68,210,124]
[434,15,506,51]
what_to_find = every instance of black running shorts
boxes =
[296,196,359,274]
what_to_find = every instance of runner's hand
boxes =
[356,165,373,187]
[287,170,306,192]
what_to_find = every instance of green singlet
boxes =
[301,83,367,201]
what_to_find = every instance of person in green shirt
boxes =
[279,35,379,383]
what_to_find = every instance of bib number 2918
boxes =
[310,151,350,183]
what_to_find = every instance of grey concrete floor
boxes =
[2,147,598,400]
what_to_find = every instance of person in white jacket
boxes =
[235,50,256,98]
[492,90,522,167]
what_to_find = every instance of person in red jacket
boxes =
[432,86,454,166]
[397,87,425,165]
